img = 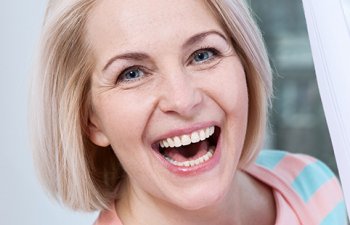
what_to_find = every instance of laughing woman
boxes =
[31,0,347,224]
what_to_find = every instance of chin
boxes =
[166,175,232,211]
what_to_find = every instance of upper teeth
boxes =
[159,126,215,148]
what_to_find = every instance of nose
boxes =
[158,69,203,118]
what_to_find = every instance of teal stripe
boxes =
[320,201,347,225]
[255,150,286,170]
[291,160,335,202]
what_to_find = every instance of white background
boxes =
[0,1,97,225]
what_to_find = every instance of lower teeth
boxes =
[164,146,215,167]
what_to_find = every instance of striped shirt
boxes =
[244,150,347,225]
[94,150,347,225]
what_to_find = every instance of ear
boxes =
[88,113,110,147]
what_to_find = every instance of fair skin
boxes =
[87,0,275,224]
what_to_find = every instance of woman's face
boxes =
[87,0,248,210]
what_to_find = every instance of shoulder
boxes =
[255,150,338,189]
[251,150,347,224]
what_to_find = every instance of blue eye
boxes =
[118,67,144,82]
[193,49,215,63]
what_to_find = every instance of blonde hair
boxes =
[30,0,272,212]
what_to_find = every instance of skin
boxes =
[86,0,276,224]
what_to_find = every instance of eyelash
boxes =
[116,65,148,84]
[188,47,221,65]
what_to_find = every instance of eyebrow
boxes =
[103,52,150,71]
[102,30,227,71]
[182,30,227,49]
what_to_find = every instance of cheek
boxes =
[204,59,249,155]
[204,59,249,117]
[94,92,155,149]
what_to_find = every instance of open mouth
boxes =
[155,126,220,167]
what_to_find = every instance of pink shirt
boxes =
[94,150,347,225]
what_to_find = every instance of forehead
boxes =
[86,0,225,67]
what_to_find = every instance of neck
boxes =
[116,170,276,225]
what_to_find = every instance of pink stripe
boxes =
[306,177,344,224]
[272,154,317,184]
[245,164,316,224]
[274,192,301,225]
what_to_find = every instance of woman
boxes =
[31,0,347,224]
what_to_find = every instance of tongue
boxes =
[164,140,209,162]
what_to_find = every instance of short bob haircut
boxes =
[30,0,272,212]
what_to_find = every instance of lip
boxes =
[151,122,221,176]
